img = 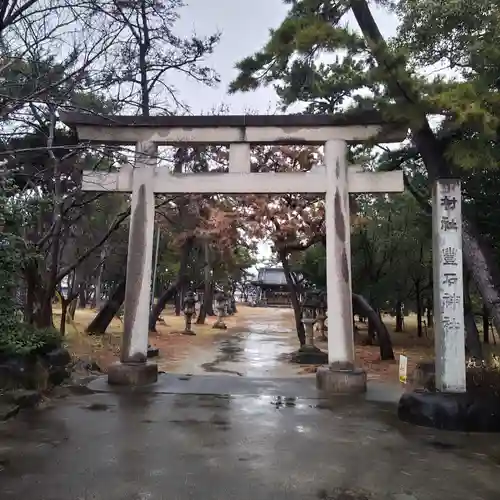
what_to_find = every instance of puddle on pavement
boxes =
[172,394,233,410]
[428,440,459,450]
[233,395,324,411]
[201,335,245,376]
[317,488,373,500]
[209,415,231,429]
[83,403,113,412]
[219,340,244,358]
[167,414,231,431]
[163,308,306,377]
[309,401,334,410]
[212,311,299,374]
[201,361,243,376]
[200,327,297,377]
[170,393,325,413]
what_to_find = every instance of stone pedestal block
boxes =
[107,362,158,386]
[316,364,367,394]
[398,390,500,432]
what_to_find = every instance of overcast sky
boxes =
[172,0,398,114]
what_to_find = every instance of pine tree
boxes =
[229,0,500,336]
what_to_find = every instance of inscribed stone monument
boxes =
[432,178,466,393]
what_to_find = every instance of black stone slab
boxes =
[398,389,500,432]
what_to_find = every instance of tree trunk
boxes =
[175,290,182,316]
[87,238,192,334]
[60,299,69,336]
[352,293,394,360]
[149,237,193,331]
[68,298,77,320]
[367,318,375,345]
[78,282,87,308]
[464,309,483,359]
[206,289,215,315]
[426,301,432,328]
[280,250,305,346]
[395,300,403,332]
[196,295,208,325]
[148,283,179,331]
[483,304,490,344]
[197,282,213,325]
[416,307,423,338]
[65,270,79,320]
[462,222,500,340]
[24,265,37,324]
[93,277,101,309]
[94,247,106,310]
[197,241,212,325]
[86,279,126,334]
[464,271,483,359]
[415,280,423,338]
[60,302,67,336]
[350,0,500,343]
[36,293,53,328]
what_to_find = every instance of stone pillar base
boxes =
[107,362,158,386]
[316,363,367,394]
[212,323,227,330]
[291,345,328,365]
[147,346,159,358]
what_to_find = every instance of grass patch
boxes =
[57,306,245,372]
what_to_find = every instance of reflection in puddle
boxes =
[295,425,310,433]
[270,396,297,408]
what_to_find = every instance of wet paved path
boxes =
[1,377,500,500]
[2,309,500,499]
[159,307,307,377]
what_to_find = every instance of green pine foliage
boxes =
[0,181,60,356]
[230,0,500,171]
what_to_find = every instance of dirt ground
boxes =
[58,305,499,384]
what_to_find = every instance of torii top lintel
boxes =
[59,110,408,145]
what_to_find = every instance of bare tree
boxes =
[90,0,220,115]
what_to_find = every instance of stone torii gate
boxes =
[60,111,406,393]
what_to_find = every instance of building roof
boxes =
[254,267,288,286]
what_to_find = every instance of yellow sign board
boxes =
[399,354,408,384]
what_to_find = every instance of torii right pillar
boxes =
[317,140,375,394]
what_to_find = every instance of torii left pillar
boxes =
[107,141,159,386]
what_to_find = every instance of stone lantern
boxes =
[292,290,328,364]
[212,291,228,330]
[302,290,319,347]
[183,291,197,336]
[316,291,328,342]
